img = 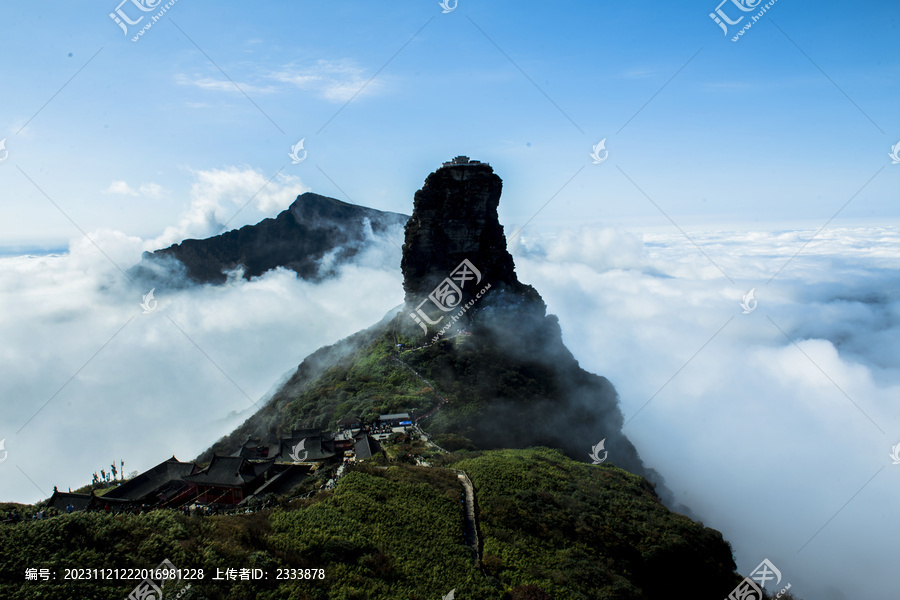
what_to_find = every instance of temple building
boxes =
[44,419,395,512]
[441,155,488,168]
[182,456,276,505]
[102,456,199,506]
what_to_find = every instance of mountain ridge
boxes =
[0,159,784,600]
[205,159,671,503]
[131,191,408,285]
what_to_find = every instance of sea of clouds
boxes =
[0,178,896,599]
[512,224,899,600]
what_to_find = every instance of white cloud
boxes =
[174,73,276,95]
[104,180,137,196]
[138,183,165,197]
[104,180,167,198]
[0,219,896,600]
[0,233,403,506]
[512,223,900,600]
[146,167,308,250]
[512,225,645,272]
[267,60,384,102]
[174,59,384,104]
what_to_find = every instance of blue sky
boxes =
[1,0,897,249]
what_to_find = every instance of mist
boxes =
[511,224,900,600]
[1,196,896,599]
[0,166,404,507]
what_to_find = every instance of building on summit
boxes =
[353,433,382,460]
[378,413,412,427]
[182,456,276,505]
[46,490,108,513]
[102,456,199,506]
[275,429,337,462]
[441,155,488,168]
[231,437,273,460]
[44,416,403,513]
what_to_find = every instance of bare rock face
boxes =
[208,157,676,509]
[401,159,530,304]
[395,157,677,507]
[133,192,407,285]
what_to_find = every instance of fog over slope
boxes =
[0,212,896,600]
[512,225,900,600]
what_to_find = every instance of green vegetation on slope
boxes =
[0,463,489,600]
[207,324,435,454]
[1,449,759,600]
[278,334,433,429]
[211,311,650,484]
[450,447,739,599]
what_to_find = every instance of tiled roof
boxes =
[378,413,411,421]
[47,491,94,512]
[276,436,336,462]
[291,428,333,441]
[354,435,381,460]
[184,456,275,487]
[246,464,311,500]
[103,456,198,501]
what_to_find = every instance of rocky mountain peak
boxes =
[400,157,525,306]
[132,192,407,285]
